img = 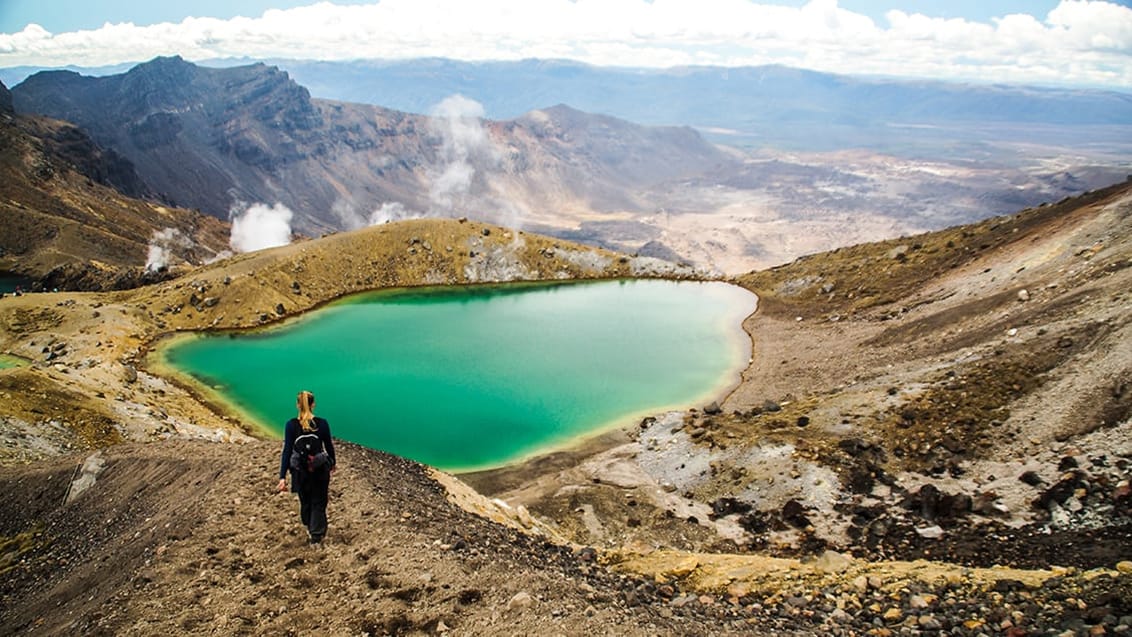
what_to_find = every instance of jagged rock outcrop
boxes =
[25,117,152,199]
[14,57,332,217]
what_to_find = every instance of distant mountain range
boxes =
[190,58,1132,157]
[7,58,1131,155]
[6,57,1129,272]
[11,57,733,238]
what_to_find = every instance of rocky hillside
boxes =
[11,57,736,236]
[1,184,1130,635]
[0,82,230,289]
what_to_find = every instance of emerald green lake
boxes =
[161,280,756,471]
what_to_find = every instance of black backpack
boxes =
[290,425,330,474]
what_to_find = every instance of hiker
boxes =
[277,390,336,544]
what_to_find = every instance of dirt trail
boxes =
[1,440,793,636]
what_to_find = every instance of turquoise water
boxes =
[162,280,756,471]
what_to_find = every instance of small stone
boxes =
[919,615,942,630]
[1017,289,1030,302]
[883,607,903,623]
[785,596,807,608]
[915,525,944,539]
[1116,561,1132,574]
[507,592,534,611]
[782,499,811,529]
[814,550,853,573]
[516,505,534,527]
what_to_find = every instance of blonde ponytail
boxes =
[297,390,316,432]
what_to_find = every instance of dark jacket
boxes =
[279,417,336,490]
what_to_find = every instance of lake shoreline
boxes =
[150,279,757,472]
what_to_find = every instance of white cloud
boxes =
[229,202,293,252]
[1,0,1130,88]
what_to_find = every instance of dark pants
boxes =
[296,471,330,542]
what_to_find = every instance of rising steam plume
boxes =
[229,202,294,253]
[145,228,192,272]
[428,94,499,214]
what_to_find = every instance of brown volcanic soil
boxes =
[2,184,1132,635]
[0,441,781,636]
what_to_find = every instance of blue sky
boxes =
[1,1,1130,89]
[0,1,1073,33]
[0,1,319,33]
